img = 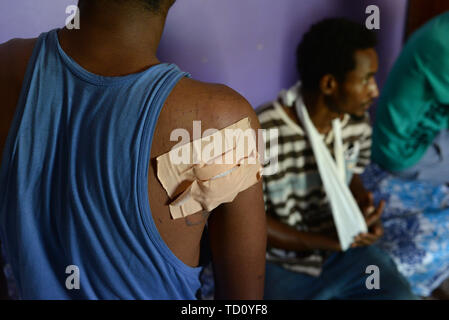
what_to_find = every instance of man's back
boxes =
[0,27,266,299]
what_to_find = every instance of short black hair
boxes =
[296,18,377,92]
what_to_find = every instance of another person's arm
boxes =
[266,215,341,252]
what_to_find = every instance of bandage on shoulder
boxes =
[156,117,262,219]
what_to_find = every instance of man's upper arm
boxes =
[0,38,37,161]
[202,86,267,299]
[0,38,37,84]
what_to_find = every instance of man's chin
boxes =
[356,105,371,117]
[350,111,366,121]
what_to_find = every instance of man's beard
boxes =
[350,113,365,121]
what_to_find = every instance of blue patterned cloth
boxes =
[362,164,449,297]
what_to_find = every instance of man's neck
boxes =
[58,2,167,76]
[302,90,340,135]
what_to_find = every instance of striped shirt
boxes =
[257,89,372,276]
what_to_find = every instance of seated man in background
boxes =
[0,0,266,299]
[372,11,449,185]
[258,18,417,299]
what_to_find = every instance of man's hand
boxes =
[350,174,376,216]
[351,200,385,248]
[349,174,385,247]
[356,190,376,216]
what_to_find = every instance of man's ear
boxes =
[319,74,338,95]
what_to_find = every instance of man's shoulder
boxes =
[168,77,260,132]
[0,37,37,84]
[152,78,261,157]
[174,78,248,107]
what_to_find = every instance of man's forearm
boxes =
[267,215,340,252]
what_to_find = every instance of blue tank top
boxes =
[0,29,202,299]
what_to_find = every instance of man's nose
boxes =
[369,79,379,99]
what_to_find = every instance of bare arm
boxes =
[155,79,267,299]
[267,174,385,251]
[205,90,266,300]
[266,215,340,252]
[208,180,266,300]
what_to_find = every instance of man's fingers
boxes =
[351,220,385,248]
[367,192,374,206]
[376,200,386,216]
[352,232,381,247]
[366,210,381,227]
[362,192,375,216]
[352,239,371,247]
[364,205,375,217]
[356,233,377,243]
[372,223,384,237]
[366,200,385,227]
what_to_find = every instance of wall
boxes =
[0,0,408,108]
[0,0,77,41]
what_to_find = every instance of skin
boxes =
[0,0,266,299]
[271,48,384,252]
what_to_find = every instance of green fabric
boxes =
[372,12,449,171]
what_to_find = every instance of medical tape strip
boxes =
[156,117,262,219]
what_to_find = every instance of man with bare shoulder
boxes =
[0,0,266,299]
